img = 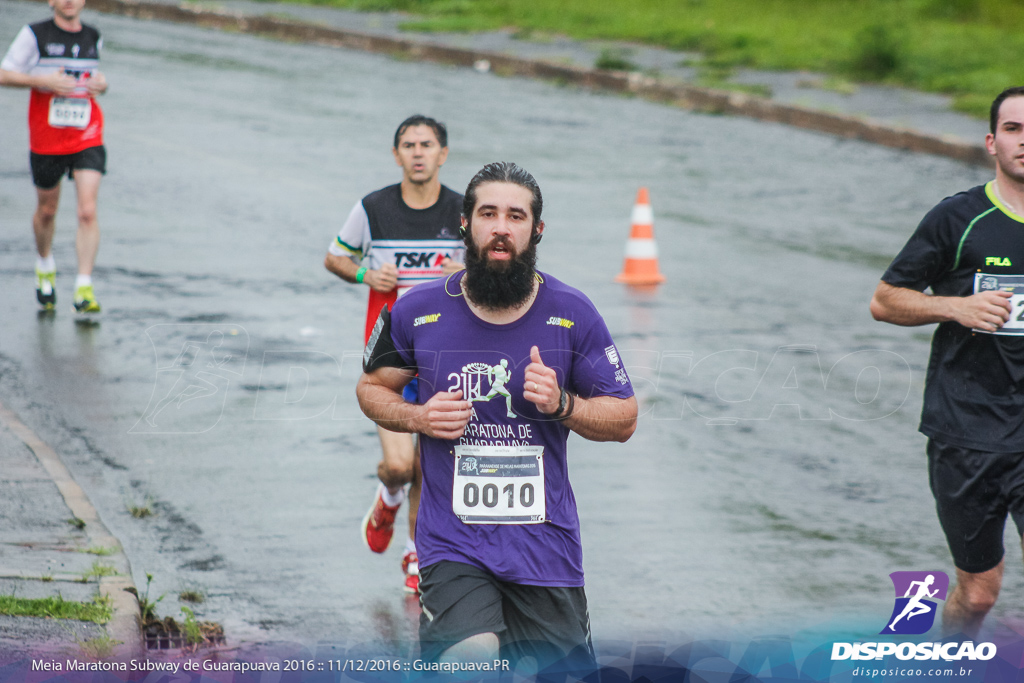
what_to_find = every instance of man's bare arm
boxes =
[356,367,472,439]
[562,394,637,443]
[0,68,76,94]
[870,281,1012,331]
[523,346,637,443]
[324,252,398,294]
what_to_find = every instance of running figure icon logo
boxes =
[131,324,249,434]
[880,571,949,635]
[466,359,517,418]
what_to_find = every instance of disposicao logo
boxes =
[881,571,948,635]
[830,570,997,663]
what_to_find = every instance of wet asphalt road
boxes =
[0,0,1010,655]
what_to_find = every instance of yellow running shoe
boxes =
[36,267,56,309]
[73,284,101,314]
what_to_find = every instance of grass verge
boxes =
[80,545,116,556]
[259,0,1023,117]
[77,634,121,659]
[0,595,112,624]
[80,562,120,582]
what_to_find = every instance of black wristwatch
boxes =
[550,387,575,421]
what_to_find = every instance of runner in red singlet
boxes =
[1,0,108,313]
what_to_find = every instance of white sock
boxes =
[381,485,405,507]
[37,256,55,273]
[75,274,92,288]
[404,537,417,555]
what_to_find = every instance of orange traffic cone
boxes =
[615,187,666,285]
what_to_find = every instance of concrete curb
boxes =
[69,0,994,167]
[0,400,144,662]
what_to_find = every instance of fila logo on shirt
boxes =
[985,257,1012,267]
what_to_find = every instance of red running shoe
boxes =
[361,485,400,553]
[402,550,420,594]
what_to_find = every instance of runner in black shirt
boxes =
[325,115,464,593]
[871,86,1024,638]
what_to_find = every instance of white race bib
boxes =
[48,97,91,129]
[974,273,1024,336]
[453,445,545,524]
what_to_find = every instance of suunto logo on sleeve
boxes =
[546,316,574,329]
[413,313,441,327]
[985,257,1012,267]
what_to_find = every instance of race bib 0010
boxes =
[453,445,545,524]
[48,97,91,129]
[974,273,1024,336]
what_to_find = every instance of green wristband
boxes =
[355,267,368,283]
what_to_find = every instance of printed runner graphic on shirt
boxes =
[447,359,537,442]
[465,360,517,418]
[975,273,1024,335]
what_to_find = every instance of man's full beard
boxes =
[463,233,538,310]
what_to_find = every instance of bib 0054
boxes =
[452,445,545,524]
[48,97,91,129]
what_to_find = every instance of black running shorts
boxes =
[30,145,106,189]
[927,439,1024,574]
[418,560,596,672]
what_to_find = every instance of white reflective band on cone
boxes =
[625,239,659,258]
[631,205,653,225]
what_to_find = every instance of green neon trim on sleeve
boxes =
[335,236,362,256]
[952,205,997,271]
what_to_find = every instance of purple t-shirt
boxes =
[389,271,634,587]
